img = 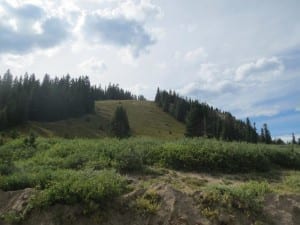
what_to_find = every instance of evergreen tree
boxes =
[110,106,130,138]
[185,105,203,137]
[260,128,265,143]
[0,71,136,130]
[275,138,285,145]
[246,117,251,143]
[262,123,272,144]
[292,133,296,144]
[154,87,160,104]
[155,88,262,143]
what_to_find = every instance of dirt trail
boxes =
[0,188,33,215]
[264,194,300,225]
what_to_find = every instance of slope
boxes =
[14,100,185,139]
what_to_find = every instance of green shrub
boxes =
[62,153,88,169]
[9,130,19,139]
[196,181,271,215]
[266,148,300,169]
[115,147,143,172]
[33,169,127,207]
[0,173,32,191]
[0,169,53,191]
[135,190,161,214]
[0,146,14,175]
[23,133,37,148]
[161,139,271,172]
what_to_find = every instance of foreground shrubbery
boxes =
[0,137,299,193]
[161,140,272,172]
[194,181,271,220]
[32,169,127,207]
[0,137,299,224]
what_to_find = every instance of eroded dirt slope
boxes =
[1,170,300,225]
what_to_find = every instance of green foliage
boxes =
[0,137,4,146]
[0,145,14,175]
[160,139,271,172]
[185,105,203,137]
[0,211,23,224]
[32,169,126,207]
[265,146,300,169]
[9,130,19,139]
[260,123,272,144]
[0,138,299,193]
[155,89,262,143]
[135,190,161,214]
[110,106,131,138]
[0,136,298,224]
[0,71,137,131]
[282,172,300,193]
[23,132,37,148]
[0,170,53,191]
[115,147,143,172]
[197,181,271,216]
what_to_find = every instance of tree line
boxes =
[0,70,139,130]
[155,88,273,144]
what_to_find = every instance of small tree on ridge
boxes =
[110,106,130,138]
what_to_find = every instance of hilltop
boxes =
[15,100,185,139]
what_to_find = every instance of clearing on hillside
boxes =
[15,100,185,139]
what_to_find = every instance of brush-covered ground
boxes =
[0,137,299,225]
[15,100,185,139]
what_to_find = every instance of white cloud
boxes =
[174,51,181,60]
[82,11,156,57]
[92,0,162,22]
[128,83,149,96]
[0,2,71,54]
[179,63,238,96]
[156,62,167,70]
[239,106,280,118]
[235,57,284,81]
[177,56,295,118]
[0,54,34,69]
[79,58,107,73]
[274,133,300,143]
[187,24,198,33]
[184,47,208,63]
[118,48,139,66]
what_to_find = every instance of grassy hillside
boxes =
[15,100,185,139]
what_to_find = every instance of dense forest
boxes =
[155,88,272,143]
[0,70,138,130]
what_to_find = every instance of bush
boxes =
[0,147,14,175]
[0,173,32,191]
[0,169,53,191]
[161,139,271,172]
[33,169,127,206]
[265,148,300,169]
[115,147,143,172]
[196,181,271,215]
[23,133,37,148]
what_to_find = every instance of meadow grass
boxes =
[14,100,186,139]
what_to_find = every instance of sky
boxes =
[0,0,299,141]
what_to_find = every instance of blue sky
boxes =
[0,0,299,141]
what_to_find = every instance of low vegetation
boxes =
[0,137,299,224]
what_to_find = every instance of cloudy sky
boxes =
[0,0,299,140]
